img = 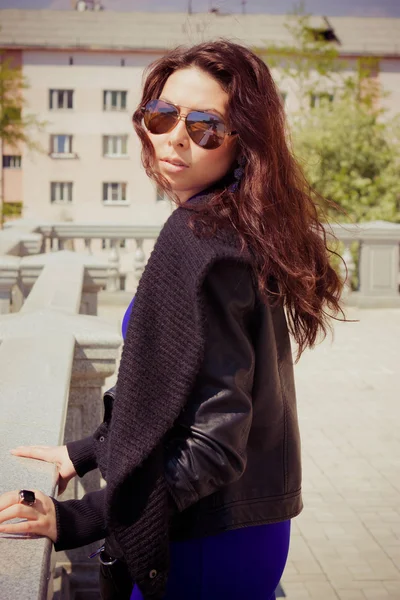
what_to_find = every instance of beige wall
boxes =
[22,50,173,226]
[3,169,23,203]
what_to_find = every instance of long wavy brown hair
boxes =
[132,39,345,360]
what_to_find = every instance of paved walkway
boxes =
[283,308,400,600]
[99,300,400,600]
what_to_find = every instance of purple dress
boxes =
[123,297,290,600]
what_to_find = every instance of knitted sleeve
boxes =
[66,436,98,478]
[51,487,107,551]
[163,259,256,512]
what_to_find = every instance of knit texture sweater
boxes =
[95,193,251,599]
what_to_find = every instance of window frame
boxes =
[49,89,74,110]
[103,135,128,157]
[50,134,74,157]
[103,90,128,111]
[3,155,22,169]
[102,182,129,206]
[50,181,73,204]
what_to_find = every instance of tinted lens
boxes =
[143,99,178,134]
[186,111,226,149]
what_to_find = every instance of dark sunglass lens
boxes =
[143,99,178,134]
[186,111,225,149]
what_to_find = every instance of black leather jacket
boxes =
[65,261,302,550]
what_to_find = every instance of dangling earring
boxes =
[229,154,246,192]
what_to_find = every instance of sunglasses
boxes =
[141,99,237,150]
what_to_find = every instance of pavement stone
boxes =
[280,308,400,600]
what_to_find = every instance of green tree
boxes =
[293,96,400,222]
[257,6,400,223]
[0,53,45,228]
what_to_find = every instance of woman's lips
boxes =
[161,160,188,173]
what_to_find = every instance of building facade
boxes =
[1,9,400,228]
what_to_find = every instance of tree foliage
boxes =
[257,6,400,223]
[294,98,400,222]
[0,53,45,228]
[0,54,44,150]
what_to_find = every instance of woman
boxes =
[0,40,343,600]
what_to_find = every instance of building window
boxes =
[156,186,168,202]
[3,155,22,168]
[103,182,127,204]
[310,93,334,108]
[103,135,128,157]
[50,182,73,204]
[50,134,73,156]
[49,89,74,110]
[103,90,127,111]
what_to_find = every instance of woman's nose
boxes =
[169,115,190,146]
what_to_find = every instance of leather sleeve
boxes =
[163,259,256,513]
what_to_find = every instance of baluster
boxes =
[107,239,120,292]
[340,242,355,298]
[84,238,92,255]
[134,238,146,284]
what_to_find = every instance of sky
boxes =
[1,0,400,17]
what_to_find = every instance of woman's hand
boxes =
[0,490,57,542]
[10,445,77,495]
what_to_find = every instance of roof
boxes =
[0,9,400,57]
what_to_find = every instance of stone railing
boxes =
[7,221,162,294]
[4,217,399,307]
[0,250,122,599]
[328,220,400,307]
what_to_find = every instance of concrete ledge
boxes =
[0,333,75,600]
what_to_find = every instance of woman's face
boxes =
[146,67,239,203]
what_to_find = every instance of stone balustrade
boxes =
[328,220,400,307]
[0,228,42,257]
[30,222,161,292]
[4,217,400,306]
[0,251,122,599]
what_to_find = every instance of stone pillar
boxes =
[358,222,400,307]
[20,250,109,314]
[0,230,42,257]
[339,242,356,302]
[107,240,120,292]
[134,237,146,284]
[0,256,20,314]
[328,220,400,308]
